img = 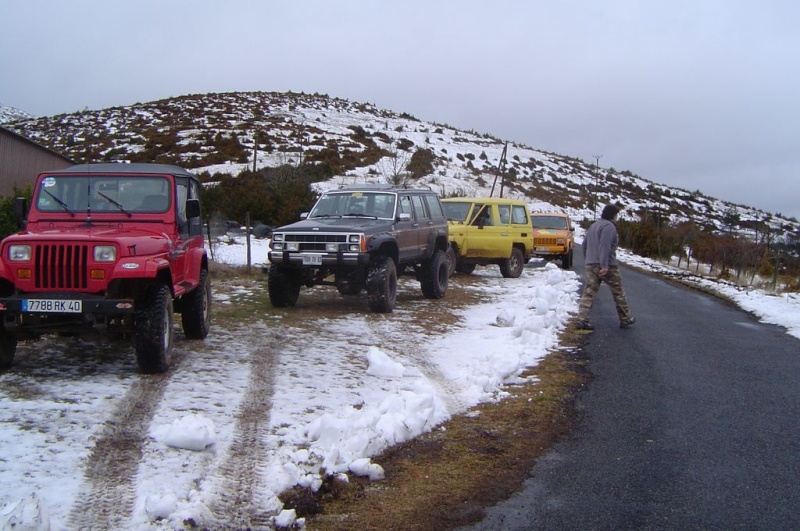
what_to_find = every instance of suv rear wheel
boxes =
[420,249,449,299]
[500,247,525,278]
[367,255,397,313]
[268,265,302,307]
[135,283,174,374]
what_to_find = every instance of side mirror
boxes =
[186,199,201,219]
[398,213,412,222]
[300,212,309,219]
[13,197,27,222]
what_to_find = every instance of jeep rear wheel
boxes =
[134,283,174,374]
[367,256,397,313]
[0,327,18,371]
[268,264,302,307]
[181,268,211,339]
[420,249,449,299]
[500,247,525,278]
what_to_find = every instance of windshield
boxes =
[532,215,568,229]
[35,175,171,214]
[442,201,474,222]
[309,191,396,219]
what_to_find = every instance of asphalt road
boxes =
[466,252,800,530]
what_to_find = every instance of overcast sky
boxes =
[2,1,799,220]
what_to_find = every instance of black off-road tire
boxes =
[0,327,18,371]
[134,284,174,374]
[336,270,364,296]
[366,256,397,313]
[268,264,302,307]
[420,249,449,299]
[181,268,211,339]
[456,261,476,275]
[445,245,457,278]
[500,247,525,278]
[561,249,574,270]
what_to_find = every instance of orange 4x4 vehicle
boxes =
[0,163,211,373]
[530,212,575,269]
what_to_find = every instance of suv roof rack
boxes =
[335,183,434,191]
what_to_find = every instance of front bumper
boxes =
[0,295,135,315]
[267,250,370,268]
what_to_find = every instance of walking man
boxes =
[576,203,635,330]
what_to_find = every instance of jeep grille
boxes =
[534,237,559,245]
[34,244,89,289]
[283,233,349,252]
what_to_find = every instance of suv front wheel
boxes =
[268,265,302,307]
[500,247,525,278]
[420,249,449,299]
[367,255,397,313]
[135,283,174,374]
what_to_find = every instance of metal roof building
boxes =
[0,126,74,197]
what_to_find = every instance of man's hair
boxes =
[601,204,621,220]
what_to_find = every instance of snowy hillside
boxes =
[0,104,33,124]
[5,91,798,237]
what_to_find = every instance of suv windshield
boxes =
[35,175,171,214]
[309,191,397,219]
[442,201,474,222]
[532,215,568,229]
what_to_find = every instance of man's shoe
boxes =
[620,317,636,328]
[576,320,595,330]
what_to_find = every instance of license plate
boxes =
[22,299,83,313]
[302,254,323,265]
[535,247,551,252]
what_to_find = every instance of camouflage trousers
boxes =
[577,265,632,323]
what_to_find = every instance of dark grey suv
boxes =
[266,185,450,312]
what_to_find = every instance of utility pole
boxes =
[593,154,603,220]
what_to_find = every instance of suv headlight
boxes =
[94,245,116,262]
[8,245,31,261]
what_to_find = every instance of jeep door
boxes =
[465,204,509,258]
[395,194,419,263]
[502,203,534,255]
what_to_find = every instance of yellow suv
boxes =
[442,197,534,278]
[530,212,575,269]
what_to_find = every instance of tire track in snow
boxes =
[204,340,277,530]
[66,351,186,529]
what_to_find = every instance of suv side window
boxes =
[472,205,492,226]
[498,205,511,224]
[511,205,529,225]
[411,195,428,221]
[399,195,413,217]
[424,195,445,219]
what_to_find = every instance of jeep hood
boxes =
[276,217,392,232]
[4,225,175,257]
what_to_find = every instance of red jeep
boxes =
[0,163,211,373]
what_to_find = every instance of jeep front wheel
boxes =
[367,256,397,313]
[182,268,211,339]
[420,249,449,299]
[500,247,525,278]
[135,283,174,374]
[268,264,302,307]
[561,249,574,269]
[0,327,18,371]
